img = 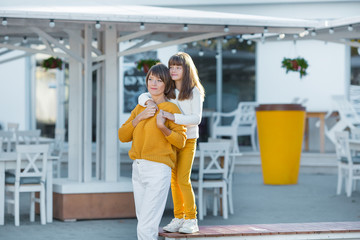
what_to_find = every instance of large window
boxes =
[351,46,360,86]
[182,37,256,142]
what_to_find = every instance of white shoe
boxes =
[163,218,185,232]
[178,219,199,234]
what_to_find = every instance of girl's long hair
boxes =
[145,63,176,99]
[168,52,205,102]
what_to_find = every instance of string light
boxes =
[192,41,197,47]
[140,22,145,30]
[237,34,244,43]
[49,19,55,28]
[207,39,212,45]
[261,33,265,44]
[2,17,7,26]
[198,48,204,57]
[4,35,9,41]
[247,40,252,45]
[231,48,236,54]
[223,36,228,43]
[279,33,285,39]
[311,30,317,36]
[215,52,219,59]
[329,28,334,34]
[59,37,64,44]
[22,36,28,44]
[224,25,229,32]
[263,26,268,33]
[95,21,101,29]
[348,25,353,31]
[183,24,188,31]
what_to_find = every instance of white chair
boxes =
[351,127,360,140]
[334,131,360,197]
[0,131,15,152]
[7,122,19,132]
[324,96,360,145]
[208,138,241,215]
[5,144,49,226]
[15,130,41,146]
[49,128,66,178]
[211,101,258,152]
[191,141,231,220]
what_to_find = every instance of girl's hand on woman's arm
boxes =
[145,99,158,111]
[162,110,175,121]
[156,110,171,136]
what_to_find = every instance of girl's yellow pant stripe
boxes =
[171,138,197,219]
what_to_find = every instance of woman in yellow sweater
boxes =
[118,63,187,240]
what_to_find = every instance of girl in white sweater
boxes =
[138,52,204,234]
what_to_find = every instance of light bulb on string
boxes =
[198,49,204,57]
[183,24,188,31]
[49,19,55,28]
[95,21,101,29]
[224,25,229,32]
[237,34,244,43]
[329,28,334,34]
[348,25,353,31]
[311,30,317,36]
[140,22,145,30]
[2,17,7,26]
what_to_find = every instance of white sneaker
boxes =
[178,219,199,234]
[163,218,185,232]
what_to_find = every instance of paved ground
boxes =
[1,169,359,240]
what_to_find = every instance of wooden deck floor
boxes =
[159,221,360,239]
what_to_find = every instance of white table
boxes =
[0,152,54,225]
[349,139,360,151]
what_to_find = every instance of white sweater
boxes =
[138,87,203,139]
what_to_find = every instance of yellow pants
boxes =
[171,138,197,219]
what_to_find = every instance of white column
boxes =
[216,38,223,112]
[83,24,93,182]
[104,24,119,182]
[96,32,105,180]
[68,30,83,182]
[55,65,65,131]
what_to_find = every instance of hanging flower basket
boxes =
[136,59,160,73]
[41,57,63,71]
[281,57,308,78]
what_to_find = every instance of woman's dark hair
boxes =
[145,63,176,99]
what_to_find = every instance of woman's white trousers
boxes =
[132,159,171,240]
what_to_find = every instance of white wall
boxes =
[256,40,348,112]
[0,51,27,130]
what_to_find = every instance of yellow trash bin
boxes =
[256,104,306,185]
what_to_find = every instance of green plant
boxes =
[41,57,63,70]
[136,59,160,73]
[281,57,308,78]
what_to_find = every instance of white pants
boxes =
[132,159,171,240]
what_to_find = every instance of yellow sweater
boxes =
[118,101,187,169]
